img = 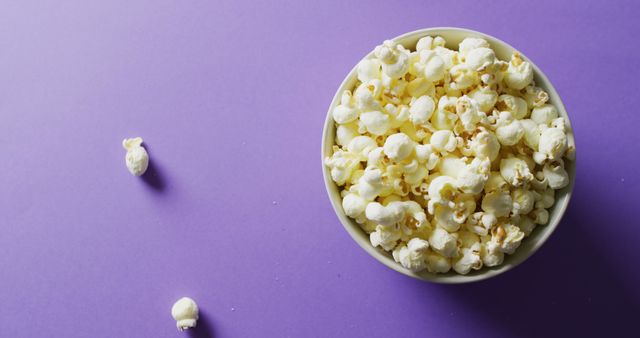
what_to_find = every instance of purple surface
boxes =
[1,0,638,337]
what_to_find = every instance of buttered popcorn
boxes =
[325,36,574,274]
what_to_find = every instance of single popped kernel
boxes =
[171,297,199,331]
[122,137,149,176]
[325,35,574,274]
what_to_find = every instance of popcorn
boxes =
[374,40,410,78]
[409,95,436,126]
[523,86,549,108]
[496,94,528,119]
[497,224,525,254]
[511,188,535,215]
[332,90,359,124]
[427,175,458,210]
[430,130,457,153]
[468,86,498,113]
[531,104,559,125]
[428,227,458,258]
[465,47,495,71]
[325,148,361,185]
[407,77,435,98]
[370,224,401,250]
[414,50,446,82]
[495,112,525,146]
[520,119,541,149]
[432,96,459,130]
[459,37,490,57]
[392,238,430,271]
[354,80,383,111]
[358,167,387,200]
[415,144,440,170]
[357,59,382,82]
[503,53,533,90]
[347,136,377,161]
[425,251,452,273]
[449,64,478,90]
[171,297,199,331]
[481,237,504,267]
[123,137,149,176]
[538,127,568,161]
[481,190,512,217]
[336,122,359,146]
[383,133,414,162]
[342,193,367,218]
[468,128,500,161]
[416,36,446,51]
[532,208,549,225]
[457,157,490,194]
[455,96,483,132]
[326,36,573,275]
[499,157,534,187]
[453,244,482,275]
[543,162,569,189]
[359,111,391,135]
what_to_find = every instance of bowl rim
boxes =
[321,27,575,284]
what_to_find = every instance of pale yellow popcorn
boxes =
[500,157,534,187]
[324,148,361,186]
[383,133,414,162]
[409,95,436,126]
[496,94,528,119]
[416,36,446,51]
[543,162,569,189]
[357,58,382,82]
[481,190,512,217]
[455,96,484,132]
[392,238,430,272]
[468,128,500,161]
[430,130,457,154]
[504,53,533,90]
[359,111,391,136]
[123,137,149,176]
[537,127,568,161]
[429,227,458,258]
[468,86,498,113]
[374,40,410,78]
[414,49,446,82]
[511,188,535,215]
[370,224,401,251]
[459,37,490,58]
[465,47,495,71]
[425,251,452,273]
[342,193,367,219]
[495,111,525,146]
[449,64,478,90]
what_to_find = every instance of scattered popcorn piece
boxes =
[122,137,149,176]
[171,297,199,331]
[326,35,574,275]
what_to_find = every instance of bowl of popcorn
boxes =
[322,27,575,283]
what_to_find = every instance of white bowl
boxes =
[321,27,576,284]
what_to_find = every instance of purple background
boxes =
[1,0,638,337]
